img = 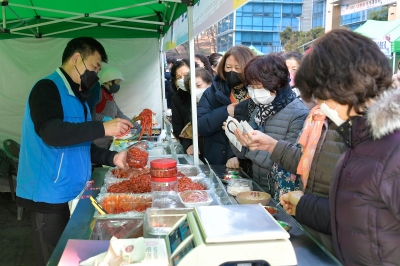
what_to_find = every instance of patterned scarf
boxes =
[254,86,296,125]
[230,85,249,103]
[296,105,326,189]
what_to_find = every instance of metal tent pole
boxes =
[187,4,199,165]
[2,4,6,29]
[159,34,167,130]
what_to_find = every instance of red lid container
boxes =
[150,158,177,178]
[150,158,177,168]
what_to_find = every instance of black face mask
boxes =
[224,71,242,89]
[75,56,99,91]
[109,82,120,93]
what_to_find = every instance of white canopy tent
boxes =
[0,37,162,144]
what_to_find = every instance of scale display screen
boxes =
[170,237,195,266]
[167,217,191,254]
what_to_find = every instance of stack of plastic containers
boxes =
[150,158,178,209]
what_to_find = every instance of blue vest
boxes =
[17,69,92,204]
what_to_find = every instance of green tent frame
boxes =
[1,0,205,165]
[0,0,198,39]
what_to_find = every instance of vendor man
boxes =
[16,37,133,266]
[93,67,140,148]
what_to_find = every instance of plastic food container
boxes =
[90,218,144,240]
[177,165,204,177]
[126,146,149,168]
[278,220,292,231]
[150,158,178,177]
[100,194,152,214]
[143,208,192,238]
[227,179,253,196]
[150,159,179,209]
[178,190,213,208]
[263,206,279,217]
[151,177,178,209]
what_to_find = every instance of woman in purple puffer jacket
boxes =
[244,29,400,265]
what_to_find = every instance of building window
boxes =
[215,1,305,54]
[217,13,234,34]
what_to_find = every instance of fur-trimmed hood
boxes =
[368,88,400,139]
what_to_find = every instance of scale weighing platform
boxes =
[163,204,297,266]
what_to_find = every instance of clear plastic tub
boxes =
[98,193,152,214]
[227,178,253,196]
[90,218,144,240]
[151,177,178,209]
[177,165,204,177]
[178,190,213,208]
[143,208,192,238]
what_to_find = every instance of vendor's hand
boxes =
[226,157,239,169]
[104,118,133,137]
[113,150,129,169]
[186,145,200,155]
[227,103,238,117]
[236,129,278,154]
[279,191,304,216]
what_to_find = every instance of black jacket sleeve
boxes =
[29,79,105,147]
[90,144,117,166]
[171,94,193,152]
[296,194,332,235]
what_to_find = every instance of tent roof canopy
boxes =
[354,19,400,39]
[0,0,198,39]
[354,19,400,53]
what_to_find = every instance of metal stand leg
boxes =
[17,206,23,220]
[8,173,15,202]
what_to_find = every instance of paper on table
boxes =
[79,237,146,266]
[68,187,86,217]
[225,116,253,152]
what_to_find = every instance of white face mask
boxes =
[320,102,347,126]
[176,78,186,91]
[247,87,275,105]
[196,88,207,102]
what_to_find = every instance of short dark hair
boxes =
[244,53,289,93]
[281,51,302,64]
[170,59,190,92]
[195,54,213,75]
[167,57,177,65]
[62,37,107,64]
[208,53,223,67]
[295,29,393,116]
[184,67,213,91]
[217,45,255,82]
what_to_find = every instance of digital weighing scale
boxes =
[163,204,297,266]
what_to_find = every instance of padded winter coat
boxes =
[270,119,347,254]
[197,75,249,165]
[231,97,309,193]
[297,88,400,265]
